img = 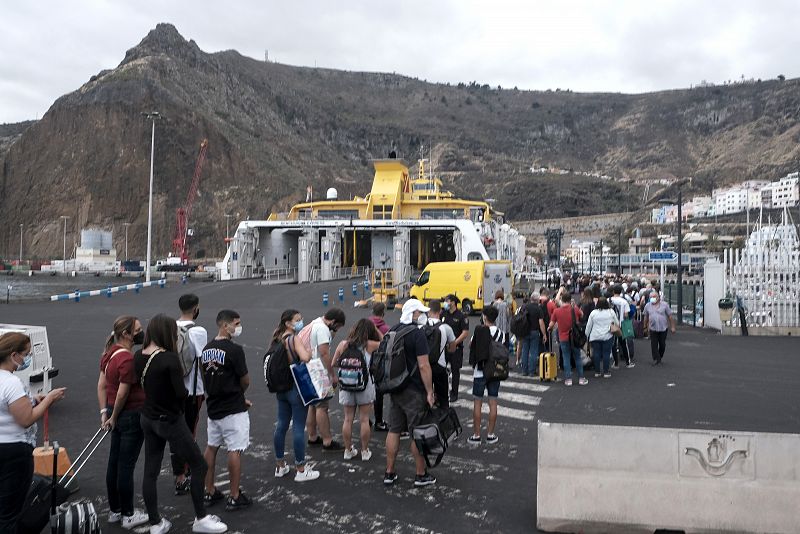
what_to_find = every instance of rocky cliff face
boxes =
[2,23,799,261]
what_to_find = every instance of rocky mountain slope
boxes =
[2,23,799,260]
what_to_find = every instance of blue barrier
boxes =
[352,283,358,295]
[322,291,329,306]
[51,279,166,302]
[338,287,344,302]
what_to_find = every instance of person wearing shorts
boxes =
[333,319,382,462]
[200,310,252,512]
[468,306,504,445]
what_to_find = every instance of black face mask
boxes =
[192,308,200,321]
[133,331,145,345]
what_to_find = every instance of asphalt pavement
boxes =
[1,279,798,533]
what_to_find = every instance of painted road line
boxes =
[459,374,551,393]
[451,399,537,421]
[458,386,541,407]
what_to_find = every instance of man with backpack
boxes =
[200,310,252,511]
[423,300,457,410]
[381,299,436,487]
[173,294,207,495]
[468,306,507,444]
[513,293,547,376]
[442,295,469,403]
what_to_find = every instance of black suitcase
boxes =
[412,407,462,468]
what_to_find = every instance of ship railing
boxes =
[262,267,298,283]
[308,265,370,282]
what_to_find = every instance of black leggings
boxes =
[171,395,204,476]
[650,330,668,361]
[141,415,208,525]
[0,442,33,533]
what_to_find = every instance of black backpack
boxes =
[484,330,510,382]
[510,304,531,338]
[337,343,369,392]
[263,335,296,393]
[370,325,417,394]
[422,323,443,366]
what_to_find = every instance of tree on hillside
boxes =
[778,74,786,81]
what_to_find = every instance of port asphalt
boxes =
[2,279,798,533]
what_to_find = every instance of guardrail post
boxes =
[107,285,112,298]
[352,282,357,296]
[338,287,344,302]
[74,289,80,303]
[323,291,329,307]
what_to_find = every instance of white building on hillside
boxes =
[760,176,799,209]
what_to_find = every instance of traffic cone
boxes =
[33,409,73,477]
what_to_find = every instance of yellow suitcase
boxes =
[538,352,558,381]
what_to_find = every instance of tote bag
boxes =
[291,358,335,406]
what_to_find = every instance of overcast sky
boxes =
[2,0,799,123]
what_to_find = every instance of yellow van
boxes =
[410,260,513,315]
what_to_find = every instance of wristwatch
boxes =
[100,408,109,415]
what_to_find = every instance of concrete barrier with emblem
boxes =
[537,421,800,533]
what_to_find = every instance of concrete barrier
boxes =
[537,421,800,533]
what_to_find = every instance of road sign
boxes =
[649,251,678,263]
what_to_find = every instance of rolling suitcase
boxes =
[538,352,558,382]
[633,319,645,339]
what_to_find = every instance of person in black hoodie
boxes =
[135,314,227,534]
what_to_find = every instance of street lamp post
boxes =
[659,189,684,325]
[142,111,161,282]
[18,224,23,263]
[123,222,132,262]
[225,214,233,240]
[617,227,623,276]
[60,216,70,272]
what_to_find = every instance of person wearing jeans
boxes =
[271,310,320,482]
[548,292,587,386]
[585,297,618,378]
[519,331,541,376]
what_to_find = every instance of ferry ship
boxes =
[220,157,525,291]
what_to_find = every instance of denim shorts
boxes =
[472,375,500,398]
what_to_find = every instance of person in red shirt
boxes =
[96,315,148,529]
[548,292,587,386]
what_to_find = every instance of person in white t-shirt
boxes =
[424,300,456,409]
[0,332,66,533]
[173,294,209,495]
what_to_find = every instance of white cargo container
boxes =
[0,324,59,396]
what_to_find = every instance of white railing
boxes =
[724,247,800,328]
[308,265,370,282]
[262,267,298,283]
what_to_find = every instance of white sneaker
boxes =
[294,467,320,482]
[274,464,291,478]
[192,514,227,533]
[564,378,573,386]
[150,518,171,534]
[343,446,358,460]
[108,512,122,524]
[578,377,589,386]
[361,449,372,461]
[122,510,149,529]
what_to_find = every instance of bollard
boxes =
[159,279,166,288]
[5,285,10,304]
[338,287,344,302]
[181,275,187,284]
[74,289,80,303]
[134,282,141,294]
[107,285,112,298]
[323,291,329,307]
[352,282,358,295]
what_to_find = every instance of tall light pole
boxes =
[225,213,233,240]
[18,224,23,263]
[123,222,132,261]
[659,188,684,325]
[60,216,70,272]
[142,111,161,282]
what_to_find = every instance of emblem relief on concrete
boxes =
[683,434,749,477]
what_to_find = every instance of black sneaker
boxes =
[374,421,389,432]
[322,440,344,452]
[383,472,398,486]
[203,489,224,506]
[225,490,252,511]
[307,436,323,446]
[174,477,191,496]
[414,472,437,487]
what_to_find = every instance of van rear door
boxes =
[483,262,512,305]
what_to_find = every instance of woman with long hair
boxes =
[0,332,66,533]
[271,309,319,482]
[332,319,381,461]
[96,316,148,528]
[585,297,618,378]
[135,314,226,534]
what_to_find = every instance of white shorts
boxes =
[207,411,250,451]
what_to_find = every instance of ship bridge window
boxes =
[467,252,483,261]
[421,209,462,219]
[469,207,485,223]
[297,208,312,219]
[317,210,359,219]
[373,205,393,220]
[412,182,435,191]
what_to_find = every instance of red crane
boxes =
[171,139,208,264]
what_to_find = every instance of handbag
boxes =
[610,322,622,337]
[620,318,635,339]
[291,358,335,406]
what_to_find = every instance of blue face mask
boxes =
[15,352,32,372]
[293,320,304,332]
[443,302,450,311]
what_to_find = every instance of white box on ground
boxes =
[537,421,800,534]
[0,324,58,396]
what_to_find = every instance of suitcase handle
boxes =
[50,441,59,533]
[59,427,110,488]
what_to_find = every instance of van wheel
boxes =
[462,299,474,315]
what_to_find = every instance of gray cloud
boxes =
[1,0,798,123]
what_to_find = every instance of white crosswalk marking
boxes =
[450,399,537,421]
[458,386,541,407]
[460,374,551,393]
[445,373,552,422]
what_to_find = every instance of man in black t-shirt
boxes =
[383,299,436,488]
[200,309,252,511]
[518,294,548,376]
[442,294,469,402]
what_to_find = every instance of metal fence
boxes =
[724,247,800,328]
[307,265,371,283]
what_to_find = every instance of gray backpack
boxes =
[176,322,195,376]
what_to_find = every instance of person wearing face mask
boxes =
[200,310,252,512]
[300,307,346,452]
[173,294,208,496]
[97,316,148,529]
[442,295,469,403]
[643,288,676,366]
[0,332,66,533]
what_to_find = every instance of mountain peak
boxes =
[121,23,201,65]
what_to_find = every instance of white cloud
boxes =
[0,0,798,122]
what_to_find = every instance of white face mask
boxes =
[417,313,428,326]
[231,325,243,337]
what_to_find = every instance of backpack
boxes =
[263,335,296,393]
[484,330,510,382]
[370,325,417,394]
[422,323,443,366]
[337,343,369,392]
[569,306,587,349]
[176,322,195,376]
[510,304,531,338]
